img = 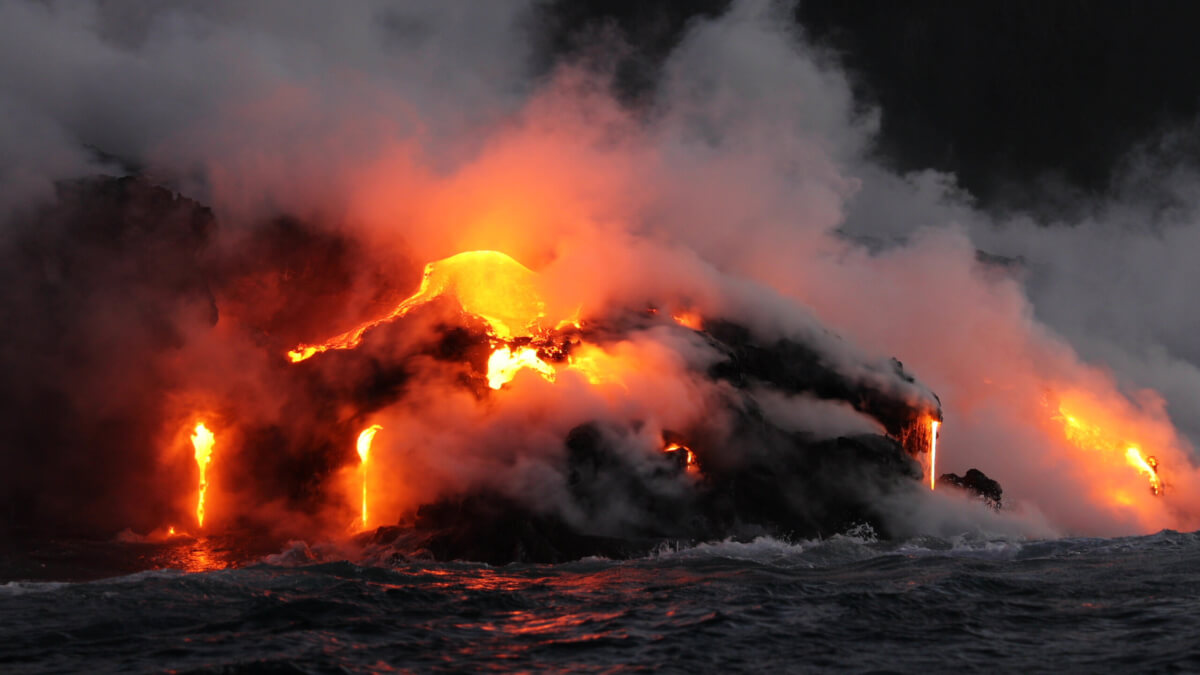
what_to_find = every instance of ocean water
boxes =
[2,531,1198,672]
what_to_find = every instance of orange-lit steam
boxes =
[564,343,625,387]
[1053,402,1165,499]
[21,0,1200,550]
[191,422,214,528]
[356,425,381,529]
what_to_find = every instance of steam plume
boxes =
[1,0,1198,540]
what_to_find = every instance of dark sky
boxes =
[539,1,1200,206]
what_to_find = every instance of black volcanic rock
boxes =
[939,469,1003,510]
[0,175,217,537]
[382,418,924,564]
[356,315,941,563]
[406,494,648,564]
[692,430,922,542]
[375,428,924,564]
[565,422,706,540]
[0,175,946,554]
[703,319,938,444]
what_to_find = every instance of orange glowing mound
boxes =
[288,250,548,362]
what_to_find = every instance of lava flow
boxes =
[287,249,613,391]
[1053,403,1164,497]
[356,425,381,529]
[664,442,700,475]
[288,251,547,363]
[487,346,556,390]
[929,419,940,490]
[191,422,215,528]
[1126,448,1163,496]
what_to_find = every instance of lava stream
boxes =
[664,442,700,475]
[288,251,547,362]
[487,346,555,390]
[191,422,215,528]
[929,419,940,490]
[356,425,381,529]
[1054,404,1164,497]
[1125,447,1162,496]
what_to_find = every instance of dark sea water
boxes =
[2,531,1199,673]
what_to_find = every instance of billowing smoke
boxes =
[1,0,1197,544]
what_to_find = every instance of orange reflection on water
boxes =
[499,609,628,637]
[419,567,530,593]
[158,537,233,573]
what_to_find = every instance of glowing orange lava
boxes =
[562,343,624,387]
[286,249,622,394]
[929,420,940,490]
[664,442,699,474]
[1054,404,1164,497]
[487,346,556,390]
[672,312,703,330]
[289,251,547,362]
[356,425,381,529]
[1125,447,1163,496]
[191,422,215,528]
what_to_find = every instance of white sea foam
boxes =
[262,540,319,566]
[0,580,71,595]
[640,528,1045,568]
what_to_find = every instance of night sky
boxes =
[541,1,1200,208]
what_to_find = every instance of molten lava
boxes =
[664,442,699,475]
[1125,447,1163,496]
[287,249,624,394]
[487,346,556,390]
[288,251,547,362]
[1054,404,1164,497]
[356,425,381,529]
[672,312,703,330]
[565,351,605,386]
[929,419,940,490]
[191,422,215,528]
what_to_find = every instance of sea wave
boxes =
[2,530,1199,672]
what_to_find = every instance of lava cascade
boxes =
[191,423,214,529]
[929,419,940,490]
[1053,402,1164,498]
[289,250,658,391]
[356,425,381,529]
[288,251,548,363]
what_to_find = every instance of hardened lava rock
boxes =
[939,468,1003,510]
